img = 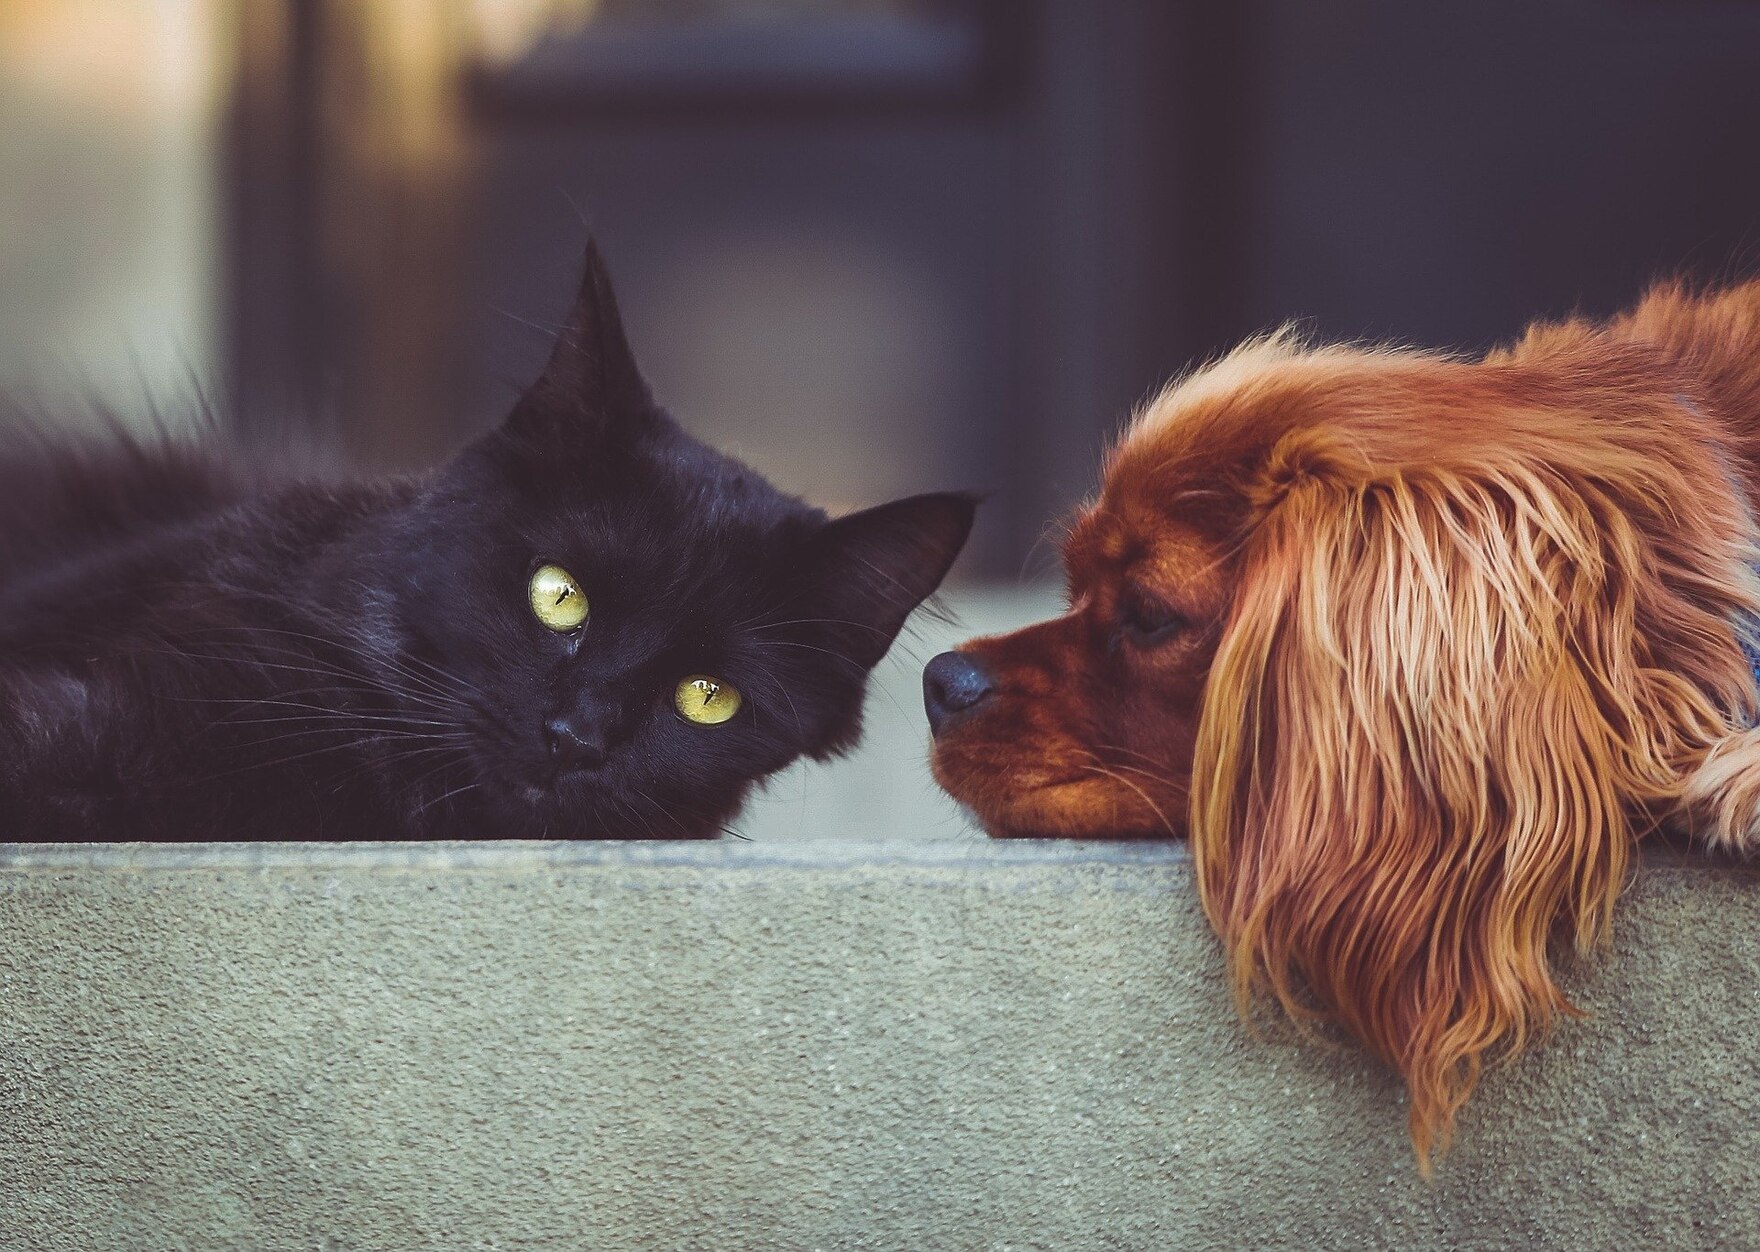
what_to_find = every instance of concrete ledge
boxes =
[2,841,1755,1250]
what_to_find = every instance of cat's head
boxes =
[379,243,974,837]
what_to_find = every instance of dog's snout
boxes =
[924,651,996,736]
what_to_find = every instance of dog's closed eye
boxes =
[1119,590,1189,646]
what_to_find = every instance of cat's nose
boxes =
[923,651,995,737]
[545,715,607,772]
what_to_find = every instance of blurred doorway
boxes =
[226,0,1195,579]
[225,0,1760,579]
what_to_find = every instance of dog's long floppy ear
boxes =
[1188,419,1758,1170]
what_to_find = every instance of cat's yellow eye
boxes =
[529,563,589,632]
[675,675,741,726]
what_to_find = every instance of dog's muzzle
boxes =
[923,651,996,737]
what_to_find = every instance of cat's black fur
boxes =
[0,244,974,840]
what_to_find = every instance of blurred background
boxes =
[4,0,1760,838]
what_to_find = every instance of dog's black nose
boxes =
[924,651,996,737]
[546,715,607,772]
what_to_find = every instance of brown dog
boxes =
[927,280,1760,1166]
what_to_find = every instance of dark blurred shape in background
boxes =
[5,0,1760,579]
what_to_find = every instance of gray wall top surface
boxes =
[2,840,1755,1251]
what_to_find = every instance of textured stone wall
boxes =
[2,840,1755,1250]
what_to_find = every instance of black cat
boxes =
[0,244,974,840]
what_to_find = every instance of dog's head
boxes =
[929,298,1760,1165]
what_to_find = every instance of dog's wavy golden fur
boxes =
[930,280,1760,1167]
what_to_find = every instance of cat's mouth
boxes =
[481,772,613,835]
[504,770,595,814]
[488,765,707,839]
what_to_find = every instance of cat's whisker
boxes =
[148,643,467,718]
[176,616,468,693]
[177,621,468,704]
[743,668,806,742]
[190,737,414,785]
[234,726,465,757]
[330,738,472,794]
[194,692,460,720]
[757,640,921,723]
[212,706,462,731]
[141,647,401,694]
[624,787,709,840]
[187,697,466,734]
[605,793,657,840]
[395,751,476,811]
[752,639,869,675]
[743,616,892,637]
[409,778,481,822]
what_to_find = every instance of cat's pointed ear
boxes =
[506,239,653,444]
[803,493,978,667]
